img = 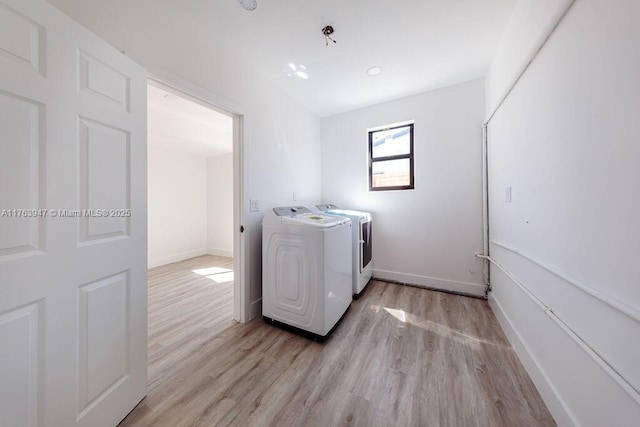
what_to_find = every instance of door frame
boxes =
[146,68,248,323]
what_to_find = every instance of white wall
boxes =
[148,149,207,268]
[207,154,233,257]
[49,1,323,318]
[485,0,574,111]
[321,79,486,296]
[486,0,640,425]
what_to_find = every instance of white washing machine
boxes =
[262,206,353,340]
[316,204,373,298]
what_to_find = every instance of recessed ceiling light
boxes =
[238,0,257,11]
[366,66,383,77]
[284,63,310,80]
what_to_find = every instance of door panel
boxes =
[0,1,147,426]
[0,301,41,427]
[0,91,44,257]
[78,116,130,242]
[0,3,45,75]
[77,272,130,416]
[361,220,372,272]
[78,49,131,112]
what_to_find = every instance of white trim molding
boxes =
[488,290,578,426]
[490,240,640,324]
[373,269,486,298]
[478,251,640,425]
[148,248,208,269]
[207,247,234,258]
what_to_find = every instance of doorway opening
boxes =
[145,78,243,379]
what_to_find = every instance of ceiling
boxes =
[147,84,233,158]
[50,0,515,117]
[216,0,516,116]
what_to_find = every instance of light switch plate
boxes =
[250,198,259,212]
[505,186,512,203]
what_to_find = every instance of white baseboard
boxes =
[372,269,486,297]
[250,298,262,320]
[207,247,233,258]
[148,247,208,269]
[489,292,576,426]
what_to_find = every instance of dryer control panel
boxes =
[316,203,339,211]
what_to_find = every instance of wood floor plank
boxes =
[119,257,555,426]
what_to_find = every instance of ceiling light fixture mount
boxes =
[366,66,383,77]
[322,26,337,46]
[238,0,257,11]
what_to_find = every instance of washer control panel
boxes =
[273,206,313,216]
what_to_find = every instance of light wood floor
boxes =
[121,257,554,426]
[145,255,235,393]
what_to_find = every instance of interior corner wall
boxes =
[321,79,486,296]
[207,154,233,258]
[485,0,640,425]
[148,149,207,268]
[485,0,574,112]
[48,2,323,319]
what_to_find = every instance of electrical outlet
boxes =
[292,192,298,201]
[250,198,259,212]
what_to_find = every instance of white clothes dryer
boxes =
[262,206,353,340]
[316,204,373,298]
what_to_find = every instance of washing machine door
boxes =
[360,219,372,272]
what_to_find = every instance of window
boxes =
[368,122,414,191]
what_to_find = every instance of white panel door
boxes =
[0,0,147,426]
